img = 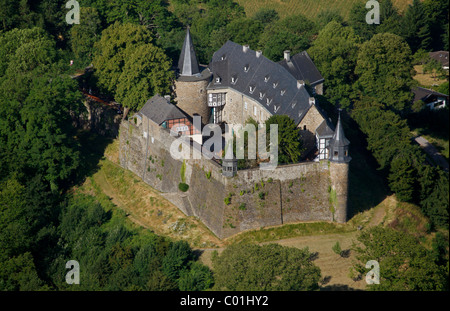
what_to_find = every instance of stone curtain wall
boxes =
[119,119,345,239]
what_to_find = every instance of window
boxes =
[280,89,286,96]
[273,82,278,88]
[334,151,338,156]
[254,106,257,116]
[215,77,221,83]
[264,75,270,82]
[249,85,255,94]
[244,64,249,72]
[303,125,307,131]
[345,150,348,156]
[260,110,263,120]
[244,102,248,110]
[259,92,265,99]
[231,76,237,84]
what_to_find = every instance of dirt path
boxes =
[414,135,449,172]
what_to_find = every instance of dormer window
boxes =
[274,105,280,113]
[221,54,226,61]
[215,77,221,84]
[266,97,272,105]
[244,64,249,72]
[231,76,237,84]
[291,101,297,108]
[259,92,265,99]
[280,89,286,96]
[273,81,278,88]
[249,85,255,94]
[264,75,270,82]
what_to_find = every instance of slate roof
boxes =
[278,51,324,86]
[207,41,315,124]
[329,113,349,148]
[412,86,449,102]
[140,94,188,125]
[178,27,201,77]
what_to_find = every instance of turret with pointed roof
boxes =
[328,111,351,163]
[178,26,201,77]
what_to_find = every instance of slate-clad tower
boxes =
[329,112,351,223]
[174,26,211,124]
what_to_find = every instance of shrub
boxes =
[178,182,189,192]
[238,203,247,211]
[258,191,266,200]
[332,241,342,256]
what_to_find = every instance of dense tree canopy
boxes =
[213,243,321,291]
[352,226,448,291]
[93,22,174,111]
[308,21,360,110]
[353,33,414,113]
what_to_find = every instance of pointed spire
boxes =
[332,111,350,147]
[178,26,200,77]
[329,110,351,162]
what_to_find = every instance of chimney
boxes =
[297,80,304,89]
[243,44,249,53]
[309,97,315,105]
[256,50,262,58]
[284,50,291,62]
[164,95,171,102]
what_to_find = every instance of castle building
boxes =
[173,28,346,161]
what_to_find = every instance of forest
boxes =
[0,0,448,291]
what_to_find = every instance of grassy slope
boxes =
[235,0,413,20]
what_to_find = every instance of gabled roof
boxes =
[413,86,449,102]
[140,94,188,125]
[178,27,201,77]
[278,51,324,86]
[208,41,314,124]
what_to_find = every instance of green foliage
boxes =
[162,240,193,281]
[401,0,431,53]
[178,182,189,192]
[70,7,102,67]
[213,243,321,290]
[180,160,186,183]
[265,115,304,164]
[258,14,316,62]
[258,191,266,200]
[352,226,448,290]
[353,33,414,113]
[238,203,247,211]
[205,170,211,180]
[332,241,342,256]
[308,21,360,109]
[178,261,214,291]
[93,22,174,111]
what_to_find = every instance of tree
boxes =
[352,226,447,290]
[353,33,414,113]
[265,115,304,164]
[348,1,377,41]
[213,243,321,291]
[316,10,343,29]
[178,261,214,291]
[376,0,403,36]
[93,22,174,111]
[253,8,279,26]
[308,21,360,110]
[401,0,431,53]
[70,7,102,66]
[162,240,193,281]
[258,15,316,62]
[226,17,264,50]
[388,154,416,202]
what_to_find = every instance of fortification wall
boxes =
[119,119,347,239]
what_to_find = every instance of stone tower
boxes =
[174,26,211,124]
[328,112,351,223]
[222,141,237,177]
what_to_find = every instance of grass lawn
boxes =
[413,65,448,88]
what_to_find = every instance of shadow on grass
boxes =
[71,130,114,187]
[345,116,390,219]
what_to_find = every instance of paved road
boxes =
[414,136,449,172]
